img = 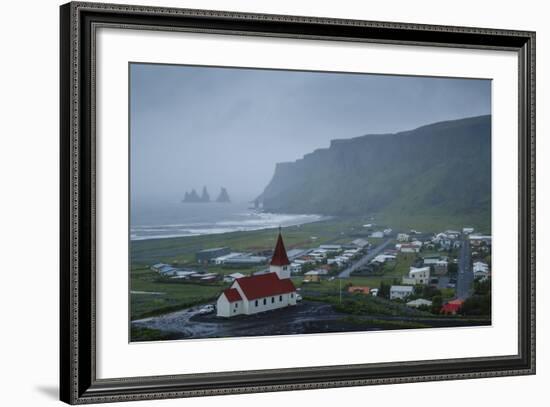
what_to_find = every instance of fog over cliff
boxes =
[130,64,491,205]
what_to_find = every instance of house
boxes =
[319,244,342,252]
[383,228,393,236]
[473,261,489,273]
[441,299,464,315]
[223,254,268,266]
[445,230,461,239]
[406,298,433,308]
[157,265,179,276]
[399,243,419,253]
[370,231,384,238]
[473,261,490,280]
[348,286,370,295]
[213,252,243,265]
[351,238,369,249]
[200,274,220,283]
[390,285,414,300]
[397,233,410,242]
[304,268,329,282]
[463,227,475,235]
[169,270,197,280]
[303,271,321,283]
[372,254,396,264]
[216,231,297,317]
[196,247,231,263]
[334,256,350,265]
[150,263,167,272]
[403,266,430,285]
[290,262,302,274]
[423,258,439,266]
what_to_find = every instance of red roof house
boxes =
[441,299,464,315]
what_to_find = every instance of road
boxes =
[338,238,393,278]
[456,238,473,299]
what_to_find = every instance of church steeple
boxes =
[270,230,291,279]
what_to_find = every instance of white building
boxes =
[213,252,243,265]
[403,266,430,285]
[351,238,369,248]
[411,240,423,248]
[406,298,433,308]
[390,285,415,300]
[397,233,410,242]
[399,244,419,253]
[217,232,297,318]
[290,262,302,274]
[372,254,396,264]
[473,261,489,273]
[463,227,475,234]
[319,244,342,252]
[445,230,461,239]
[370,231,384,238]
[473,261,490,280]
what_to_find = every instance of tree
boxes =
[378,281,391,299]
[462,295,491,316]
[447,262,458,275]
[431,295,443,314]
[473,278,491,295]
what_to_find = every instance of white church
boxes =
[216,231,297,317]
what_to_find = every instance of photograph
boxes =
[129,63,493,342]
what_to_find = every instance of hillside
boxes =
[258,115,491,229]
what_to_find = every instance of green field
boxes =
[131,217,368,267]
[131,267,224,320]
[130,215,476,323]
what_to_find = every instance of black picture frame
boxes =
[60,2,536,404]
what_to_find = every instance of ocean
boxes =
[130,201,324,241]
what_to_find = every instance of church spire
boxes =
[270,230,290,266]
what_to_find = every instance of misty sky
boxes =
[130,63,491,204]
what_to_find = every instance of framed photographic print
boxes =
[60,1,536,404]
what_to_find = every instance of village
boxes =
[131,220,492,341]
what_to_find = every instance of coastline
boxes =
[131,206,327,242]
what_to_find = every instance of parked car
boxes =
[198,304,215,315]
[296,294,303,302]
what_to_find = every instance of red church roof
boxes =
[222,288,242,303]
[270,232,290,266]
[234,273,295,300]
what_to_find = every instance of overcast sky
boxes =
[130,63,491,204]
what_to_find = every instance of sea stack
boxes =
[200,186,210,202]
[216,187,231,203]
